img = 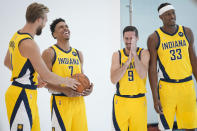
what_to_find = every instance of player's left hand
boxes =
[37,75,47,88]
[82,83,93,96]
[130,38,137,56]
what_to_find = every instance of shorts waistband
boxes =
[115,93,145,98]
[12,81,37,90]
[160,76,192,83]
[52,93,67,96]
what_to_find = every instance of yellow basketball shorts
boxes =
[112,94,147,131]
[158,80,197,130]
[50,95,88,131]
[5,85,40,131]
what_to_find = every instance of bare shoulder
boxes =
[183,26,192,33]
[147,32,159,49]
[42,47,55,61]
[20,39,37,49]
[42,47,54,57]
[19,39,40,58]
[141,49,150,62]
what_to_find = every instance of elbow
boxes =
[4,59,10,69]
[110,77,117,85]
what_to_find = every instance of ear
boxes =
[159,15,163,20]
[53,32,57,39]
[136,36,139,41]
[35,17,42,24]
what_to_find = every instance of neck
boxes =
[162,24,177,34]
[56,39,70,51]
[20,23,37,37]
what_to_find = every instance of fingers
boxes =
[82,83,93,96]
[65,77,81,90]
[154,102,163,114]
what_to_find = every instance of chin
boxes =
[126,47,131,51]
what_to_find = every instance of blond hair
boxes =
[26,2,49,23]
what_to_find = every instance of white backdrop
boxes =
[0,0,120,130]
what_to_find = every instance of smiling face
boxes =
[53,21,70,40]
[160,9,176,27]
[123,31,138,51]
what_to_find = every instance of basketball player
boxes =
[110,26,150,131]
[42,18,93,131]
[147,3,197,131]
[4,3,79,131]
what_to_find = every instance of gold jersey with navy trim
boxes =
[156,25,197,130]
[9,31,38,87]
[116,48,147,96]
[5,31,40,131]
[49,45,88,131]
[112,47,147,131]
[156,25,192,81]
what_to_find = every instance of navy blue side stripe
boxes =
[10,89,32,129]
[118,50,121,64]
[14,59,36,87]
[160,114,170,129]
[157,55,170,80]
[182,26,190,44]
[155,31,160,50]
[50,46,56,66]
[112,95,120,131]
[138,48,143,60]
[116,82,120,96]
[52,96,66,131]
[75,49,81,62]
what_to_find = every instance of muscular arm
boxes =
[147,32,163,114]
[110,51,130,84]
[4,49,12,70]
[185,27,197,81]
[19,39,79,89]
[133,49,150,79]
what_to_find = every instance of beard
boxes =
[36,26,42,36]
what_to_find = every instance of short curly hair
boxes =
[50,18,65,39]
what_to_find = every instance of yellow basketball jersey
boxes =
[51,44,81,80]
[8,31,38,89]
[116,48,147,96]
[156,25,192,81]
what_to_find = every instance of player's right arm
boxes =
[147,32,163,114]
[19,39,79,90]
[110,51,131,84]
[41,48,81,97]
[4,49,12,70]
